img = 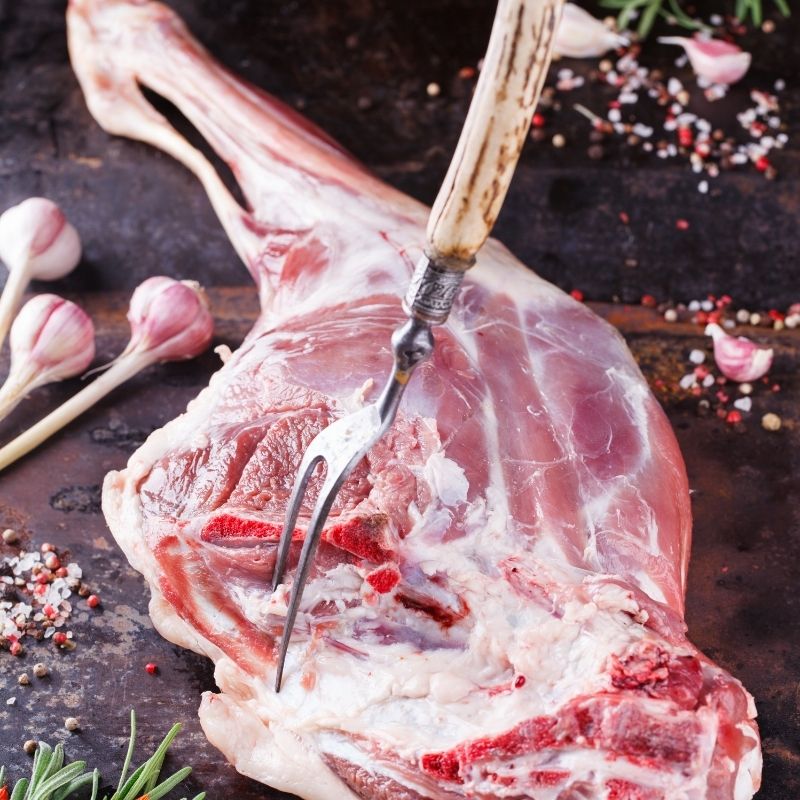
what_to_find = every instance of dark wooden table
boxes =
[0,2,798,798]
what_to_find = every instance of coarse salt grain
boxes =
[689,349,706,364]
[733,397,752,412]
[698,180,709,194]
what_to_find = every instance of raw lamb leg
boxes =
[68,1,762,798]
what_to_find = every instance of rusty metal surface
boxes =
[0,290,795,798]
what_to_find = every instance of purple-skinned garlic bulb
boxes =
[0,198,82,351]
[705,323,773,382]
[555,3,628,58]
[0,277,213,472]
[0,295,95,422]
[123,276,214,362]
[658,36,751,85]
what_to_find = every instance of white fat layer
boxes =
[421,451,469,507]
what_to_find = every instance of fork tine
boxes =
[274,471,345,692]
[271,454,323,593]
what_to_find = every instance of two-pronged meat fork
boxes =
[271,0,563,691]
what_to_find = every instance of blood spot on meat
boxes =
[611,643,703,710]
[366,564,401,593]
[605,778,664,800]
[326,515,393,563]
[530,770,569,787]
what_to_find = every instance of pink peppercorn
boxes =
[726,410,742,424]
[145,663,158,675]
[676,219,690,231]
[569,289,585,302]
[10,641,23,657]
[53,632,67,647]
[86,595,101,609]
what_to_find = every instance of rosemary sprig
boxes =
[0,712,205,800]
[599,0,791,38]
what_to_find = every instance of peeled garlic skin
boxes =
[658,36,751,85]
[10,294,95,382]
[0,198,81,280]
[127,276,214,362]
[705,323,773,383]
[554,3,628,58]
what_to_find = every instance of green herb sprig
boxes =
[599,0,791,39]
[0,712,204,800]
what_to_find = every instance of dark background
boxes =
[0,2,798,799]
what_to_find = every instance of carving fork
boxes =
[271,0,564,691]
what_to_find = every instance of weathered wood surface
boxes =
[0,289,796,799]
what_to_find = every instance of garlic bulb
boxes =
[658,36,751,85]
[0,277,214,472]
[0,198,82,351]
[555,3,629,58]
[0,295,95,423]
[705,323,773,382]
[125,276,214,362]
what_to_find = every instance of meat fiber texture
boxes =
[68,2,761,798]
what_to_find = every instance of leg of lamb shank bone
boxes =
[67,2,761,798]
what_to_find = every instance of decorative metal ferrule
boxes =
[403,254,470,325]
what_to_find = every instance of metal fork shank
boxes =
[272,262,457,692]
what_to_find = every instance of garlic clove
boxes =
[555,3,629,58]
[705,322,773,382]
[127,276,214,362]
[10,294,96,383]
[658,36,751,85]
[0,198,81,281]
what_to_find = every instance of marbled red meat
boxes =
[68,1,761,798]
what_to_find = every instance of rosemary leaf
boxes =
[52,772,97,800]
[143,767,192,800]
[774,0,790,16]
[116,710,137,795]
[30,761,88,800]
[9,780,28,800]
[638,0,663,37]
[142,725,183,794]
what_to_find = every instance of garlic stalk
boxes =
[0,277,213,473]
[0,198,82,351]
[0,295,95,422]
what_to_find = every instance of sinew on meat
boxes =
[67,1,762,798]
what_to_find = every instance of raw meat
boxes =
[68,1,762,798]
